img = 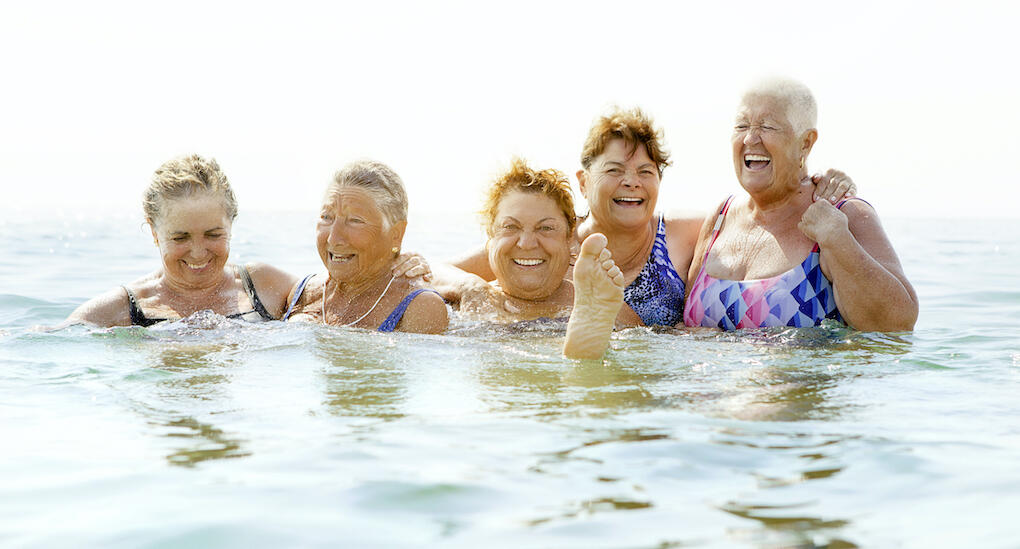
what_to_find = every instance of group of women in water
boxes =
[64,77,919,358]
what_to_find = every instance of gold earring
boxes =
[391,247,400,256]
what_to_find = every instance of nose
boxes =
[743,127,762,145]
[620,169,641,188]
[188,239,205,258]
[516,229,538,249]
[327,219,345,246]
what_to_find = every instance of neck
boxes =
[746,177,814,226]
[498,279,573,319]
[161,266,232,299]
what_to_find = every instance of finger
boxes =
[607,265,622,279]
[601,259,615,270]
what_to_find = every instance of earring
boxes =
[391,247,400,256]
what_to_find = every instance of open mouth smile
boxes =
[744,154,771,170]
[512,258,545,267]
[328,252,355,263]
[613,197,644,206]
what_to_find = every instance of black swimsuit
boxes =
[123,265,274,326]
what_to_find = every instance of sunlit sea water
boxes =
[1,209,1018,548]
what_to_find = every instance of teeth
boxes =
[329,252,354,262]
[745,154,770,162]
[185,261,209,269]
[513,259,544,266]
[615,197,642,203]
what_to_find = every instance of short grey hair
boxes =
[329,160,408,227]
[741,76,818,135]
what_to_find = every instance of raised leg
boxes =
[563,233,625,359]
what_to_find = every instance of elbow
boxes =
[846,301,918,332]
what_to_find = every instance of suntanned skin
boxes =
[285,185,447,334]
[64,193,298,327]
[686,90,917,331]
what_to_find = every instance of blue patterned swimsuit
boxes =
[622,215,686,326]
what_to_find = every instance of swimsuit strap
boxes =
[122,286,161,327]
[700,195,736,265]
[282,274,315,321]
[236,265,275,321]
[377,289,440,332]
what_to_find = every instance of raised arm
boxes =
[450,246,496,281]
[798,199,918,331]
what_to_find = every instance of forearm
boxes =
[430,263,487,304]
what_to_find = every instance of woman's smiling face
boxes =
[317,185,403,285]
[732,93,808,193]
[581,138,660,230]
[151,193,232,289]
[487,190,572,301]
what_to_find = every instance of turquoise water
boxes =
[1,210,1018,548]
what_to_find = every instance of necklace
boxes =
[322,275,396,327]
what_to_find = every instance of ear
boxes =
[800,128,819,157]
[389,219,408,249]
[576,169,588,198]
[148,222,159,246]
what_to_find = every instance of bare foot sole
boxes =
[563,233,625,359]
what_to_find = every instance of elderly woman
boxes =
[683,77,918,331]
[64,154,297,326]
[439,158,625,325]
[430,157,624,358]
[283,160,448,334]
[445,108,856,331]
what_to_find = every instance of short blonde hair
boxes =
[143,154,237,226]
[580,107,671,175]
[329,160,408,227]
[483,158,576,237]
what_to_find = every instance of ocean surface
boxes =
[1,208,1018,548]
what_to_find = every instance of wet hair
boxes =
[483,157,576,237]
[742,76,818,135]
[328,160,408,227]
[579,106,671,176]
[143,154,237,226]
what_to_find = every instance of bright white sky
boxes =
[2,1,1018,221]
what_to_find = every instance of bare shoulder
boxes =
[838,198,882,229]
[397,288,449,334]
[66,286,133,327]
[244,262,299,318]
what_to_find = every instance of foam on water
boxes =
[1,211,1019,548]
